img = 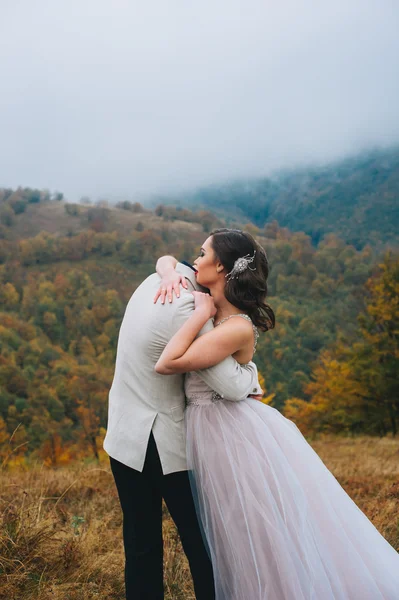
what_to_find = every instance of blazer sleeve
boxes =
[171,294,262,402]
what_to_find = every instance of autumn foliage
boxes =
[0,186,398,468]
[285,254,399,436]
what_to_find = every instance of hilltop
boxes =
[0,196,204,242]
[2,146,398,253]
[161,147,399,250]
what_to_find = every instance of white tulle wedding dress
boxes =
[184,317,399,600]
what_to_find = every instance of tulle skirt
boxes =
[185,398,399,600]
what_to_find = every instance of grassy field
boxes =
[1,436,398,600]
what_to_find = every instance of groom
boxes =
[103,258,263,600]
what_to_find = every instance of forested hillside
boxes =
[0,185,398,467]
[171,147,399,249]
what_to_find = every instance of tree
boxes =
[285,254,399,436]
[0,205,15,227]
[0,283,19,309]
[65,203,81,216]
[355,253,399,434]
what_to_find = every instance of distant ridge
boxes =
[166,147,399,249]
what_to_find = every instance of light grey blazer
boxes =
[103,263,262,474]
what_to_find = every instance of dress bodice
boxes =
[185,371,223,406]
[185,314,258,407]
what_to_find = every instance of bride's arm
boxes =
[154,255,188,304]
[155,293,253,374]
[156,255,177,273]
[159,292,263,400]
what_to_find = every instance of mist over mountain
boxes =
[1,1,399,198]
[159,147,399,249]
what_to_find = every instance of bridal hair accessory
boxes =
[225,251,256,281]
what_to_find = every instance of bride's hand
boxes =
[192,291,217,319]
[154,271,188,304]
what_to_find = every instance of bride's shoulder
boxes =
[216,314,254,338]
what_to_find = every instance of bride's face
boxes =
[193,236,223,288]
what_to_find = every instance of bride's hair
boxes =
[210,228,275,332]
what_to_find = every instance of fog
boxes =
[1,0,398,201]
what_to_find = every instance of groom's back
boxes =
[113,272,188,399]
[103,271,195,474]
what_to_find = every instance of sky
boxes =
[1,0,399,201]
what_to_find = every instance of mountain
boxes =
[0,177,396,466]
[166,147,399,250]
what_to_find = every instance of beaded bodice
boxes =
[185,314,258,407]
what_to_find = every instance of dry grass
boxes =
[11,202,202,241]
[1,436,398,599]
[311,435,399,550]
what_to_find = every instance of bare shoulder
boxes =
[217,315,254,340]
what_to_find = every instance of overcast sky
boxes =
[1,0,398,201]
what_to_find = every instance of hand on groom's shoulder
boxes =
[169,289,216,339]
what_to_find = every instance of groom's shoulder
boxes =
[134,272,159,293]
[129,273,194,318]
[159,287,195,317]
[132,262,201,299]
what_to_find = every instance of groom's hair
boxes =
[210,228,275,332]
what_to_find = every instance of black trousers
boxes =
[110,432,215,600]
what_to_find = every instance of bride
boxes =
[154,228,399,599]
